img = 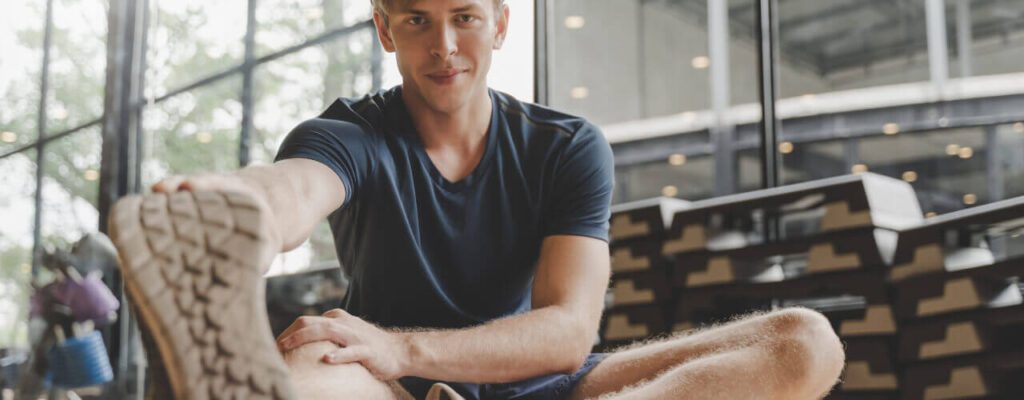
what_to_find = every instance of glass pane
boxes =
[47,0,108,132]
[0,150,37,348]
[775,0,931,190]
[146,0,247,96]
[252,28,375,164]
[550,0,759,122]
[948,0,1024,79]
[256,0,371,56]
[778,0,929,95]
[266,220,336,276]
[141,76,242,188]
[857,127,988,215]
[778,139,847,185]
[737,148,760,194]
[997,122,1024,199]
[551,0,761,203]
[40,127,101,248]
[254,30,376,275]
[775,0,1024,219]
[488,0,534,102]
[0,1,45,152]
[550,0,675,125]
[617,156,715,203]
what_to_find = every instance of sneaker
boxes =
[109,191,293,399]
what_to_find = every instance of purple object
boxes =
[31,273,120,325]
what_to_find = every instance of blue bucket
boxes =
[47,331,114,388]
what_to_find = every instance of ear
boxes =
[492,4,509,50]
[373,10,397,53]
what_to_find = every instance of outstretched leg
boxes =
[572,308,845,400]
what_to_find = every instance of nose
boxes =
[429,21,458,60]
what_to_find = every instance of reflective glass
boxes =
[40,127,101,248]
[256,0,371,56]
[141,76,243,188]
[0,1,45,152]
[0,150,37,348]
[146,0,247,96]
[47,0,109,132]
[252,29,376,164]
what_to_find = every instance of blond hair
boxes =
[371,0,506,25]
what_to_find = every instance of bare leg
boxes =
[283,341,413,400]
[571,308,845,400]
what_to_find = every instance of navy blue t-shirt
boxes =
[274,86,614,330]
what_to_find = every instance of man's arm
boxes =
[277,234,610,383]
[400,234,610,382]
[152,158,345,252]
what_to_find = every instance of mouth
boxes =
[426,69,468,85]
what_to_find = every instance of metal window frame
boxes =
[755,0,780,191]
[534,0,551,105]
[30,0,56,276]
[239,0,258,168]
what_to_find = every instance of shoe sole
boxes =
[109,191,293,400]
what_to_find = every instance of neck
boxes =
[401,85,492,150]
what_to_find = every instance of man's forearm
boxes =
[399,305,593,384]
[235,164,314,252]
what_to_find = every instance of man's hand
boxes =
[276,309,412,381]
[152,173,259,196]
[152,160,345,252]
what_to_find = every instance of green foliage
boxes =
[1,0,377,346]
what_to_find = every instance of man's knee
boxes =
[760,308,845,395]
[284,341,405,400]
[283,340,338,368]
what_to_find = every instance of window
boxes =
[0,150,37,348]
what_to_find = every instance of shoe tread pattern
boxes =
[110,191,293,400]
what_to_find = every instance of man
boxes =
[109,0,845,399]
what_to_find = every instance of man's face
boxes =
[375,0,508,113]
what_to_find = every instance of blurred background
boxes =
[1,0,1024,398]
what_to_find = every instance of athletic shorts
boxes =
[398,353,609,400]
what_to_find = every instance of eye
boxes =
[408,16,426,25]
[456,14,477,23]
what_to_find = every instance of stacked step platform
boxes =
[890,197,1024,400]
[601,173,942,399]
[600,197,692,349]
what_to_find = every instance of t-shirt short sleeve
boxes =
[542,123,615,242]
[274,117,379,206]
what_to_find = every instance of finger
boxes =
[322,346,366,365]
[178,173,220,192]
[276,316,327,349]
[177,179,195,191]
[276,315,316,344]
[178,174,216,192]
[152,176,185,193]
[278,325,334,352]
[324,309,374,331]
[322,308,349,319]
[279,323,355,352]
